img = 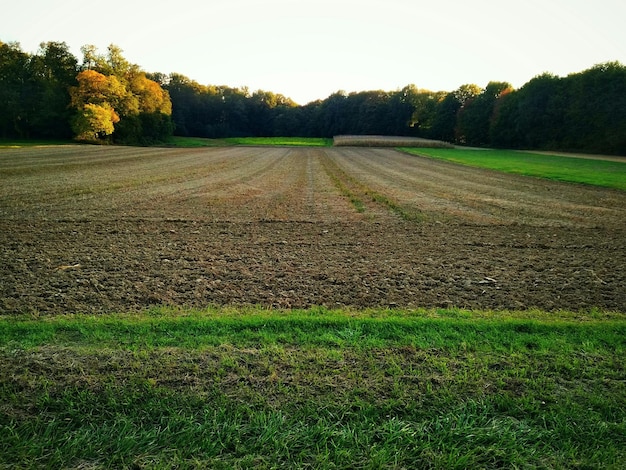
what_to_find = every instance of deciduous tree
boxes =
[71,103,119,141]
[70,46,173,143]
[456,81,512,146]
[0,41,31,138]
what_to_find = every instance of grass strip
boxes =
[224,137,333,147]
[1,307,625,468]
[321,156,425,220]
[400,148,626,191]
[167,136,332,148]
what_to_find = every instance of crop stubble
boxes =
[1,145,625,314]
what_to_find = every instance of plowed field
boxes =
[1,145,625,314]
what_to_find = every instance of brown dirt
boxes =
[1,145,625,314]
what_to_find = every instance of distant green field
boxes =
[165,136,230,147]
[225,137,333,147]
[2,307,625,468]
[169,136,332,148]
[401,148,626,191]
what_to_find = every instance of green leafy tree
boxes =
[429,93,461,142]
[453,84,483,106]
[80,44,99,70]
[247,90,298,136]
[514,73,565,149]
[0,41,30,138]
[400,85,445,137]
[562,62,626,154]
[489,89,520,148]
[318,91,349,137]
[163,73,199,136]
[27,41,78,138]
[456,81,512,146]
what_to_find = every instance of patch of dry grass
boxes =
[333,135,453,148]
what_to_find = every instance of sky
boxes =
[3,0,625,104]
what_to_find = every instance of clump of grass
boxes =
[369,192,425,222]
[324,167,366,212]
[1,307,625,468]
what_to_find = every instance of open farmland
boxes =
[1,144,625,314]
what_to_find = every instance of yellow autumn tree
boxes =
[130,74,172,115]
[71,103,120,141]
[72,69,140,114]
[69,69,131,141]
[70,70,124,107]
[71,45,173,143]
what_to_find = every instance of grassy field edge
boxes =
[3,305,624,348]
[400,147,626,191]
[2,306,625,468]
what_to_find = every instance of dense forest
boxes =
[1,40,625,154]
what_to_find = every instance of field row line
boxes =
[320,152,425,222]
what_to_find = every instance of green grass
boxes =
[400,148,626,191]
[168,136,332,148]
[224,137,332,147]
[2,307,625,468]
[166,136,231,147]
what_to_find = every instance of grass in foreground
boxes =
[1,307,625,468]
[400,148,626,191]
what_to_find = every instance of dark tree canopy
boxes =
[1,39,625,154]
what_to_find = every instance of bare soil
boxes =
[1,145,625,314]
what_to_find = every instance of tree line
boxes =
[0,41,172,145]
[1,40,625,154]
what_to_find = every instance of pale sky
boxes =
[3,0,625,104]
